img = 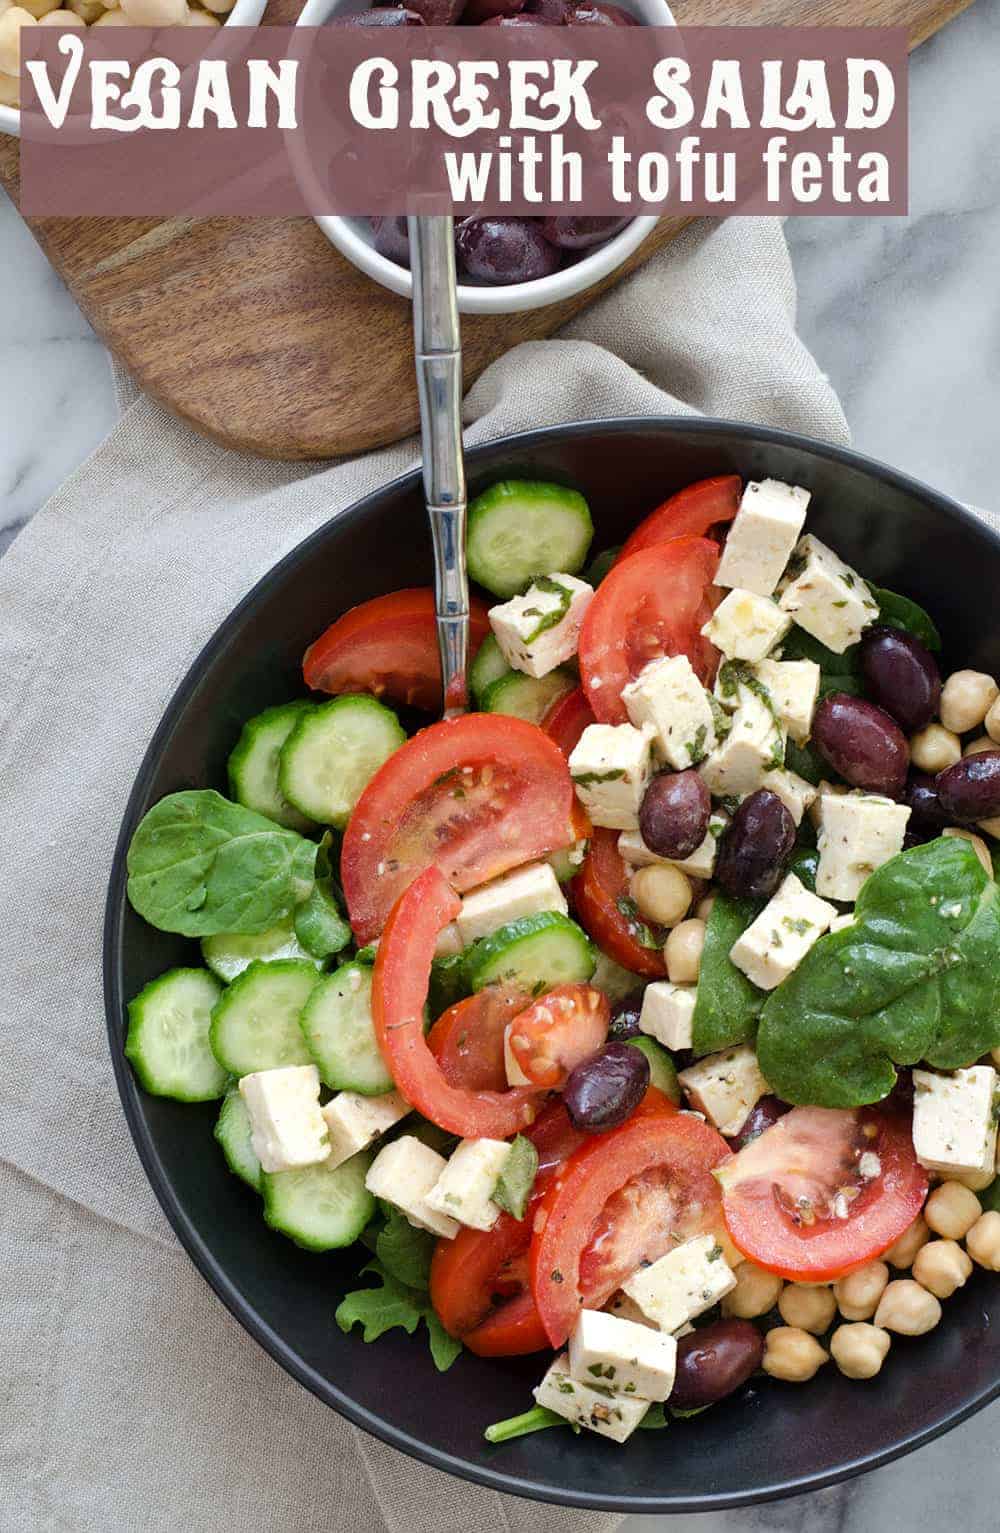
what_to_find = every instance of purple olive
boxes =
[564,1042,649,1132]
[461,0,523,21]
[370,216,411,267]
[812,693,909,798]
[904,770,950,832]
[715,790,796,901]
[608,992,645,1040]
[455,217,561,284]
[671,1320,764,1410]
[727,1095,791,1151]
[478,10,548,20]
[639,770,711,860]
[568,1,638,21]
[375,0,463,20]
[937,750,1000,824]
[859,626,941,734]
[333,6,424,21]
[540,215,634,250]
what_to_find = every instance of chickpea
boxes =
[695,893,715,923]
[0,68,16,104]
[874,1279,942,1336]
[723,1261,783,1320]
[66,0,103,18]
[119,0,187,21]
[940,671,999,736]
[986,694,1000,745]
[965,1210,1000,1271]
[910,724,962,774]
[19,0,57,16]
[630,864,692,930]
[912,1239,973,1299]
[883,1214,930,1269]
[37,6,85,19]
[665,918,706,985]
[762,1327,828,1383]
[0,7,35,75]
[778,1283,837,1335]
[185,5,220,19]
[197,0,233,13]
[93,9,131,19]
[830,1323,891,1380]
[942,827,993,877]
[965,736,996,758]
[924,1180,983,1240]
[833,1260,889,1321]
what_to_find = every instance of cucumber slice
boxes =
[590,951,645,1003]
[467,912,596,995]
[467,480,594,598]
[481,667,576,727]
[227,700,316,833]
[262,1148,375,1251]
[469,634,509,705]
[209,959,319,1076]
[126,967,227,1102]
[214,1088,262,1192]
[279,695,405,829]
[298,961,393,1095]
[294,882,352,960]
[201,919,323,985]
[627,1036,681,1103]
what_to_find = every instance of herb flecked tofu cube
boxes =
[777,534,879,654]
[321,1089,410,1169]
[816,791,911,902]
[699,679,785,799]
[639,981,696,1050]
[569,722,654,831]
[755,767,818,826]
[488,574,594,678]
[716,479,811,596]
[533,1353,651,1443]
[622,654,717,770]
[457,861,567,946]
[701,589,792,663]
[239,1064,329,1174]
[619,812,729,879]
[729,873,837,991]
[749,658,821,745]
[912,1066,999,1179]
[568,1309,678,1403]
[365,1135,459,1239]
[425,1137,513,1232]
[622,1234,736,1333]
[678,1045,770,1137]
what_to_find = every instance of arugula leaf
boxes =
[335,1261,463,1372]
[484,1406,570,1444]
[425,1310,464,1372]
[493,1135,539,1221]
[637,1403,670,1430]
[757,838,1000,1107]
[692,892,766,1054]
[375,1207,435,1290]
[126,789,318,937]
[779,628,863,699]
[869,585,942,652]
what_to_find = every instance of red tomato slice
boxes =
[530,1108,730,1346]
[719,1105,929,1282]
[342,714,574,944]
[578,537,722,722]
[541,686,596,758]
[617,476,742,563]
[505,983,610,1088]
[372,865,541,1138]
[303,588,491,713]
[427,983,529,1093]
[570,828,666,978]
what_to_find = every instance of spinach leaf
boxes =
[757,838,1000,1107]
[375,1206,435,1290]
[294,880,352,960]
[692,892,766,1054]
[779,629,863,699]
[787,845,819,893]
[869,585,942,652]
[493,1135,539,1221]
[126,789,317,937]
[335,1260,463,1372]
[784,737,826,787]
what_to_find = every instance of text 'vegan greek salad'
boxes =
[124,473,1000,1444]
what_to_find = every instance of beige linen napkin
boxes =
[1,218,848,1533]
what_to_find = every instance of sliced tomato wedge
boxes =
[578,537,722,723]
[372,865,541,1138]
[719,1104,929,1282]
[570,828,666,978]
[530,1108,730,1346]
[505,983,610,1089]
[342,714,573,944]
[303,588,491,713]
[617,476,742,563]
[541,686,597,758]
[427,983,529,1093]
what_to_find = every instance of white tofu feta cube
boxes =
[716,479,811,596]
[425,1137,512,1232]
[321,1090,410,1169]
[755,767,818,826]
[238,1065,329,1174]
[912,1066,999,1179]
[605,1290,659,1329]
[365,1135,459,1239]
[533,1353,650,1443]
[569,723,654,831]
[829,911,857,934]
[622,655,717,770]
[457,862,567,946]
[678,1045,769,1136]
[750,659,821,745]
[778,535,879,654]
[699,684,785,799]
[729,873,837,991]
[489,574,594,679]
[816,792,911,903]
[569,1309,678,1403]
[623,1234,736,1332]
[619,812,728,879]
[639,981,696,1051]
[701,590,792,663]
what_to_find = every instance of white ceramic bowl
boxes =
[0,0,268,139]
[295,0,674,314]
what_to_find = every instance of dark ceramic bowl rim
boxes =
[103,415,1000,1513]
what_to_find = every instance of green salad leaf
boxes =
[784,737,827,786]
[126,789,318,937]
[493,1135,539,1221]
[757,838,1000,1107]
[869,585,942,652]
[779,628,863,699]
[335,1260,462,1372]
[375,1206,436,1291]
[294,879,352,960]
[692,892,766,1055]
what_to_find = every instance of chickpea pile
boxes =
[0,0,231,108]
[909,665,1000,844]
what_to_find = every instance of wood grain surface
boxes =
[0,0,972,460]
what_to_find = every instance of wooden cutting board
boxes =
[0,0,971,460]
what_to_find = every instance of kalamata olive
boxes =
[338,4,424,20]
[714,790,796,901]
[564,1042,649,1132]
[370,216,411,267]
[569,1,638,21]
[904,770,950,832]
[462,0,523,21]
[671,1320,764,1410]
[375,0,461,18]
[937,749,1000,823]
[812,692,909,797]
[726,1094,791,1150]
[539,215,633,250]
[608,992,645,1040]
[521,0,568,19]
[455,217,561,284]
[859,626,941,734]
[477,9,547,19]
[639,770,711,860]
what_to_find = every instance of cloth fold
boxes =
[2,217,848,1533]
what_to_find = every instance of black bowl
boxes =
[104,418,1000,1513]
